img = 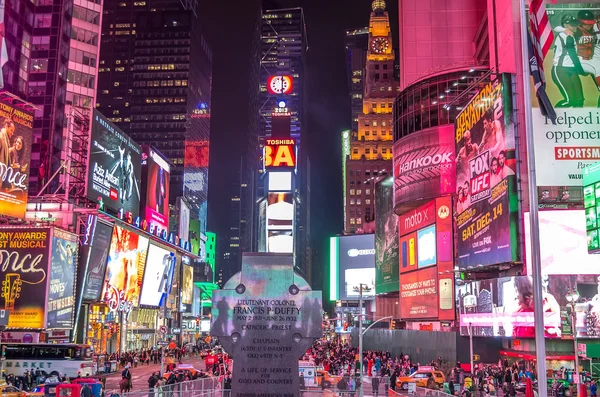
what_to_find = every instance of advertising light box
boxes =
[454,78,518,269]
[375,177,399,294]
[142,146,170,232]
[0,99,34,219]
[0,227,51,328]
[87,110,142,216]
[400,267,438,319]
[330,234,376,301]
[82,220,114,301]
[139,243,175,307]
[102,225,149,313]
[46,228,78,329]
[266,193,294,253]
[532,5,600,186]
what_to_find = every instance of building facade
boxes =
[345,27,369,132]
[96,0,212,254]
[344,1,396,235]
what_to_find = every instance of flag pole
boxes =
[518,0,548,394]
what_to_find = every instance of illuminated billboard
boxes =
[182,263,194,305]
[393,125,455,213]
[142,146,170,232]
[139,243,175,307]
[532,6,600,186]
[458,274,600,338]
[398,197,454,320]
[102,225,149,313]
[329,234,376,301]
[0,98,34,218]
[375,177,399,294]
[46,229,78,329]
[524,210,600,275]
[0,227,50,328]
[266,193,294,253]
[267,75,293,95]
[82,219,113,301]
[454,77,518,269]
[179,198,191,243]
[264,139,296,168]
[583,165,600,253]
[87,110,142,216]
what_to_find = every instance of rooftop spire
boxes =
[372,0,386,12]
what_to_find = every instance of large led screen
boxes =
[0,99,34,218]
[458,274,600,338]
[0,227,50,328]
[400,267,438,319]
[46,229,78,329]
[179,198,191,243]
[393,125,455,213]
[375,177,399,294]
[143,146,170,231]
[82,220,113,301]
[531,6,600,186]
[330,234,376,301]
[139,243,175,307]
[87,110,142,216]
[102,225,149,311]
[182,263,194,305]
[454,78,518,269]
[524,210,600,275]
[266,193,294,253]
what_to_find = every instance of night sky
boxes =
[202,0,399,290]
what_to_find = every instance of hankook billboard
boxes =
[393,125,455,214]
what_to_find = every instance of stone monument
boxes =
[211,253,323,397]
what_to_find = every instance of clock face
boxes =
[267,75,293,94]
[371,37,389,54]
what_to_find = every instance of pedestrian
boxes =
[592,380,598,397]
[372,375,380,396]
[81,383,93,397]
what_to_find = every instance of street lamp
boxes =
[566,290,580,388]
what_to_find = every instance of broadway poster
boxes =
[46,228,78,329]
[375,177,399,294]
[454,77,518,269]
[0,227,51,328]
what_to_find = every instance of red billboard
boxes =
[267,75,293,95]
[400,267,438,319]
[393,125,455,214]
[398,197,454,320]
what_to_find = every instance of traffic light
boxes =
[2,346,5,358]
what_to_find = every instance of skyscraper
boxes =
[344,0,396,235]
[258,6,311,280]
[345,28,369,132]
[96,0,212,251]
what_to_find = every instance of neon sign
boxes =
[264,139,296,168]
[117,209,193,254]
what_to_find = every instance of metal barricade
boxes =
[109,376,224,397]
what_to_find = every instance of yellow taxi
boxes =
[0,385,27,397]
[25,384,47,397]
[315,370,342,388]
[396,370,446,390]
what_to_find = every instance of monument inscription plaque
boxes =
[211,253,323,397]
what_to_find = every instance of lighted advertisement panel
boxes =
[524,210,600,276]
[330,234,376,301]
[46,229,78,329]
[266,193,294,253]
[102,225,149,313]
[454,77,518,269]
[138,243,175,307]
[182,263,194,305]
[142,146,170,232]
[189,219,200,257]
[82,220,113,301]
[264,139,296,169]
[87,110,142,216]
[179,198,191,243]
[458,274,600,338]
[393,125,455,213]
[375,177,399,294]
[532,6,600,187]
[398,197,454,320]
[0,227,50,328]
[583,164,600,253]
[0,99,34,219]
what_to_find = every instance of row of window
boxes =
[144,97,186,104]
[72,5,100,25]
[349,218,363,225]
[363,119,390,127]
[70,48,97,68]
[71,26,99,46]
[374,64,389,70]
[349,199,371,205]
[363,130,391,137]
[67,70,95,88]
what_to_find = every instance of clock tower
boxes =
[344,0,397,234]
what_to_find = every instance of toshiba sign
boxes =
[263,139,296,168]
[393,126,455,214]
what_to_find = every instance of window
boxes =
[382,148,387,153]
[357,199,362,205]
[366,189,370,195]
[357,218,362,224]
[365,199,371,205]
[34,14,52,28]
[372,121,378,127]
[353,149,358,155]
[375,64,380,70]
[28,81,45,96]
[365,149,370,154]
[73,5,100,25]
[356,189,362,195]
[365,131,370,136]
[382,121,386,126]
[71,26,99,45]
[373,148,378,154]
[349,189,355,196]
[350,218,355,225]
[30,59,48,72]
[32,36,50,51]
[383,64,388,70]
[350,199,355,205]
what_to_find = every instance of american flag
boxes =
[528,0,553,80]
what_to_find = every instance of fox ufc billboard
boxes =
[263,139,296,169]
